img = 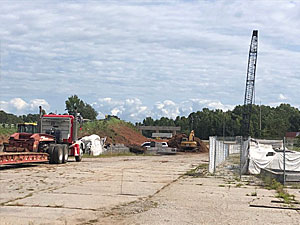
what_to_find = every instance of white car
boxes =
[141,142,151,148]
[141,141,168,148]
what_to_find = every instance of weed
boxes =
[235,183,243,188]
[276,192,295,204]
[185,164,207,177]
[289,184,300,189]
[234,176,241,182]
[218,184,225,187]
[251,192,257,196]
[265,179,297,204]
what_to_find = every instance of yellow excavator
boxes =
[180,130,197,150]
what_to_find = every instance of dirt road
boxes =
[1,153,299,225]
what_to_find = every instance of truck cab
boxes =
[17,123,38,134]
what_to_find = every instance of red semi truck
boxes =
[0,109,83,165]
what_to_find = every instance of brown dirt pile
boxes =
[110,124,148,146]
[167,134,208,153]
[79,121,148,146]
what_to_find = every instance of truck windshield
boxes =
[18,124,37,134]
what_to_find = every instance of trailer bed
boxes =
[0,152,49,165]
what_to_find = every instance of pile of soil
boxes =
[79,121,148,147]
[110,124,147,146]
[167,134,208,153]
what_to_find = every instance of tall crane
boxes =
[242,30,258,137]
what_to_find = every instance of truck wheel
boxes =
[75,154,82,162]
[62,145,69,163]
[53,145,63,164]
[48,144,56,164]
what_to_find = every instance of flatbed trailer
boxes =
[0,152,49,165]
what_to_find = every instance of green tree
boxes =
[0,110,23,124]
[295,136,300,147]
[65,95,98,120]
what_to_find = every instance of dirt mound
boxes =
[167,134,208,153]
[110,124,147,146]
[167,134,187,149]
[79,119,148,146]
[194,137,209,152]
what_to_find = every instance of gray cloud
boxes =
[0,0,299,120]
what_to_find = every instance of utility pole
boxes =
[259,101,262,138]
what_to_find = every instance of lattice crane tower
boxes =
[242,30,258,137]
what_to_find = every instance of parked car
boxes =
[141,142,151,148]
[161,142,168,147]
[141,141,168,148]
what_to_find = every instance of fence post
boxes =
[283,137,286,185]
[214,137,217,173]
[239,136,243,179]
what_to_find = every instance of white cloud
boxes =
[11,98,28,111]
[0,98,50,114]
[95,97,236,122]
[278,94,287,100]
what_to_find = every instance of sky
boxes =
[0,0,299,122]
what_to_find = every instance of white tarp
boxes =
[81,134,106,156]
[248,139,300,174]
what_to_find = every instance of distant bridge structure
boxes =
[137,126,181,136]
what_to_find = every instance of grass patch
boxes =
[228,154,240,165]
[218,184,225,187]
[0,127,16,135]
[265,179,296,204]
[83,152,136,158]
[185,164,208,177]
[251,191,257,196]
[235,183,243,188]
[292,146,300,152]
[289,184,300,189]
[246,191,257,196]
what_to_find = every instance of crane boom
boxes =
[242,30,258,137]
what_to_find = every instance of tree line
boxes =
[136,104,300,139]
[1,97,299,140]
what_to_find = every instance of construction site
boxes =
[1,2,300,224]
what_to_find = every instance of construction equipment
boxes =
[242,30,258,137]
[0,107,83,165]
[17,123,38,134]
[180,130,198,150]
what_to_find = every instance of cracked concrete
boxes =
[0,154,205,225]
[1,153,299,225]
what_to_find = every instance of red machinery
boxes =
[0,108,83,165]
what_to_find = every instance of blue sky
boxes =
[0,0,299,122]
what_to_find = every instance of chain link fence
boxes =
[209,136,244,174]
